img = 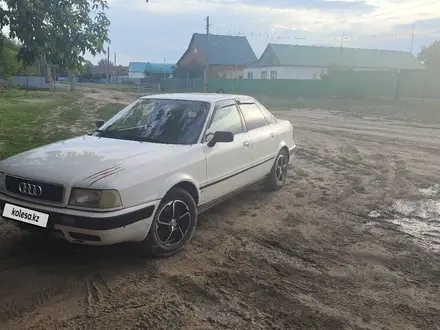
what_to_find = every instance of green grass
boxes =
[58,103,84,123]
[97,103,125,120]
[0,90,80,160]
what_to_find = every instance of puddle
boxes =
[391,199,440,219]
[419,184,440,197]
[368,185,440,252]
[368,211,381,218]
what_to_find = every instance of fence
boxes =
[11,76,47,89]
[164,69,440,100]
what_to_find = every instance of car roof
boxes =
[140,93,254,103]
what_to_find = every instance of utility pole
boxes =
[340,32,345,51]
[107,46,110,84]
[114,52,116,67]
[410,25,415,53]
[206,15,210,35]
[204,15,210,92]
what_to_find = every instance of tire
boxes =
[265,149,289,191]
[140,188,197,257]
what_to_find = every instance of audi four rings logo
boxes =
[18,182,43,196]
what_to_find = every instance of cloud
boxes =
[84,0,440,64]
[237,0,376,12]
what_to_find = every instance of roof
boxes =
[128,62,147,72]
[252,44,425,70]
[140,93,253,103]
[128,62,174,73]
[177,33,258,66]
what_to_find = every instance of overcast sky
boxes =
[91,0,440,65]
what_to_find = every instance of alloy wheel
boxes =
[156,200,192,246]
[275,154,288,184]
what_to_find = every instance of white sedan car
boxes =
[0,93,296,256]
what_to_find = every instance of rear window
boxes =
[256,102,277,125]
[238,103,268,131]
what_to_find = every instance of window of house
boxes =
[270,70,277,79]
[205,104,244,138]
[261,71,267,79]
[247,71,253,79]
[238,103,268,131]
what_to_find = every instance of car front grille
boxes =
[5,175,65,203]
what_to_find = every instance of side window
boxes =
[205,104,244,137]
[256,102,277,125]
[239,103,268,131]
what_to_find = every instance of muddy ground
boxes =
[1,90,440,330]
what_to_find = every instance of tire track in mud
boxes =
[85,272,113,315]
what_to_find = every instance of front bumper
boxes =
[0,194,159,245]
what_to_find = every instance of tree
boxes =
[0,34,21,78]
[0,0,111,90]
[418,40,440,71]
[81,60,94,75]
[98,58,113,66]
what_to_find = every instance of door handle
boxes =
[243,140,251,147]
[269,132,275,138]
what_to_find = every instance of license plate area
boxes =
[1,203,49,228]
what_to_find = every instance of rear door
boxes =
[201,100,253,202]
[236,101,278,179]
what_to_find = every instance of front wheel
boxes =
[140,188,197,257]
[265,149,289,191]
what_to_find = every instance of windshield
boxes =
[96,98,211,145]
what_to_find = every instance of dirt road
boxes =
[1,93,440,329]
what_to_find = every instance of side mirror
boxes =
[96,119,105,129]
[207,131,234,147]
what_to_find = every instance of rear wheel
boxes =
[140,188,197,257]
[265,149,289,191]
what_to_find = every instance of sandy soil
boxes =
[1,91,440,330]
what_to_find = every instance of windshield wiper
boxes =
[120,135,166,144]
[95,129,120,136]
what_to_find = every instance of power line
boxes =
[214,24,440,54]
[220,24,440,43]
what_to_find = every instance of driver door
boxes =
[201,100,253,203]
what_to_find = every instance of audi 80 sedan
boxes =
[0,93,296,256]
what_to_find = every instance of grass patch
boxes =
[0,91,80,160]
[97,103,125,120]
[58,104,84,123]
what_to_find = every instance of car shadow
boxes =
[4,231,150,271]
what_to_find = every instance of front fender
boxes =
[160,173,201,200]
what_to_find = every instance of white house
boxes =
[128,62,147,78]
[244,44,425,80]
[128,62,175,79]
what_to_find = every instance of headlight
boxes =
[0,172,5,192]
[69,188,122,209]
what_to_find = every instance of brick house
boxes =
[175,33,257,79]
